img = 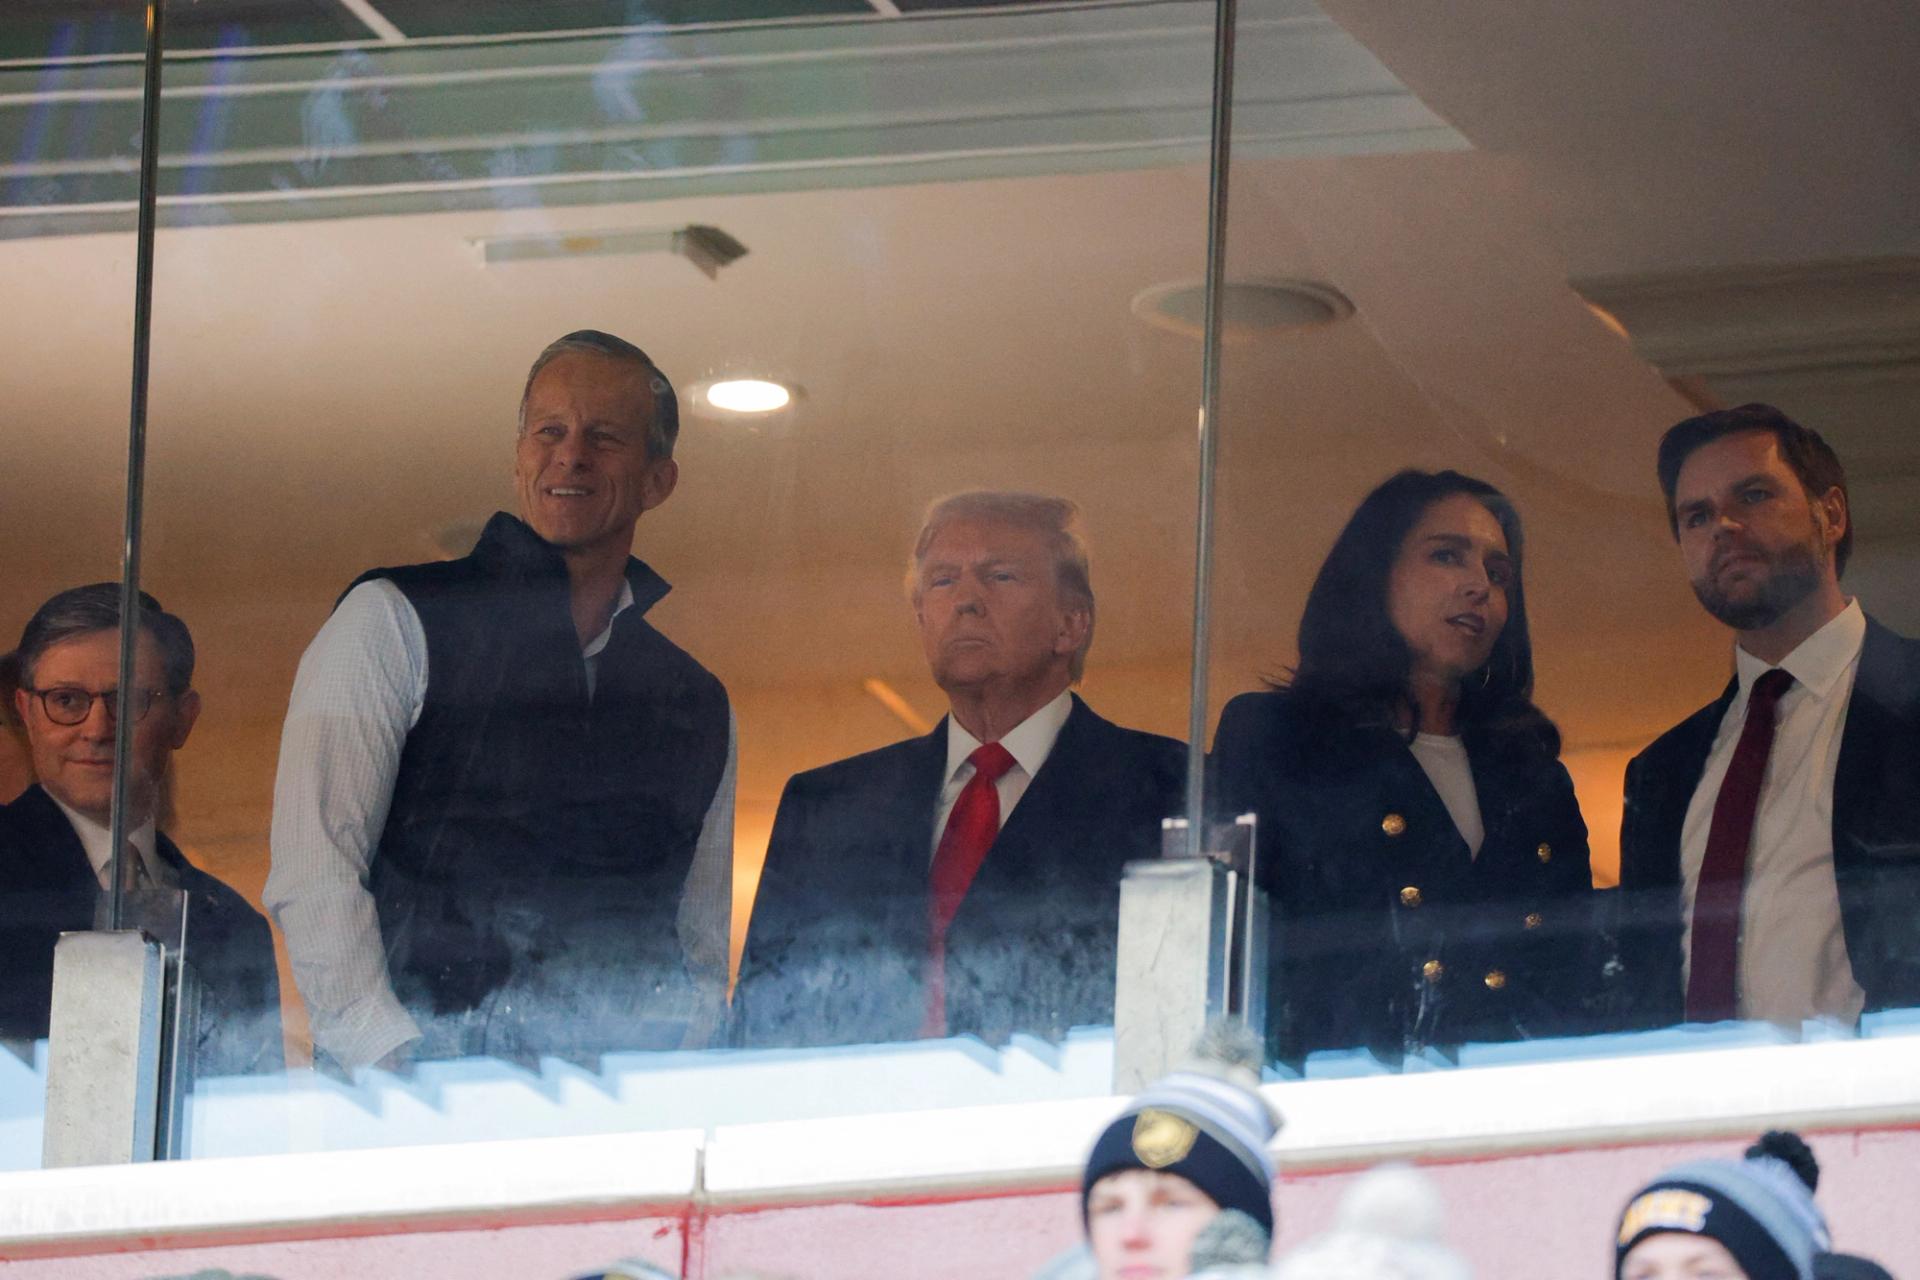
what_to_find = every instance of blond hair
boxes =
[907,491,1095,681]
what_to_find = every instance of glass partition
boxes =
[13,0,1917,1174]
[0,9,156,1170]
[1206,0,1920,1075]
[125,0,1235,1155]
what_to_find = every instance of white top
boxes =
[265,577,737,1070]
[1679,598,1867,1026]
[1407,732,1484,857]
[47,792,168,890]
[931,688,1074,859]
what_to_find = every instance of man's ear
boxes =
[12,687,30,730]
[1055,604,1092,658]
[1819,485,1848,554]
[641,457,680,513]
[166,689,201,751]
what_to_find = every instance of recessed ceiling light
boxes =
[701,378,794,413]
[1131,278,1354,339]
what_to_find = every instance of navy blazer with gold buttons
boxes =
[1615,616,1920,1026]
[1212,689,1597,1065]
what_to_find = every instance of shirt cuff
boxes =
[317,992,422,1071]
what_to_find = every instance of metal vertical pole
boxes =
[1182,0,1238,857]
[107,0,166,930]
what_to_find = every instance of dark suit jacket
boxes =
[1616,617,1920,1025]
[0,785,282,1076]
[1212,690,1598,1064]
[735,694,1185,1048]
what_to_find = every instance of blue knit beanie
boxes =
[1616,1132,1833,1280]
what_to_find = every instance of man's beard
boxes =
[1691,530,1825,631]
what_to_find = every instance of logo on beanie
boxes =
[1131,1109,1199,1168]
[1618,1189,1712,1244]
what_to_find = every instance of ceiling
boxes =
[2,0,1916,905]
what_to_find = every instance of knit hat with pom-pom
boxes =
[1615,1131,1832,1280]
[1271,1164,1470,1280]
[1081,1021,1283,1234]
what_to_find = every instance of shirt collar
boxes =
[582,578,636,660]
[47,792,159,889]
[1734,597,1865,702]
[944,688,1075,784]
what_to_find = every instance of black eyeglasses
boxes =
[22,686,167,727]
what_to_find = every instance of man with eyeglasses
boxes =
[1,583,280,1074]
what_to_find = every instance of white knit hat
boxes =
[1272,1165,1471,1280]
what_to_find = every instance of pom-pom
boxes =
[1189,1018,1266,1077]
[1746,1130,1819,1193]
[1178,1019,1283,1134]
[1335,1164,1448,1243]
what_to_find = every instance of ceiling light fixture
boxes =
[1131,278,1354,340]
[469,224,748,279]
[701,378,794,413]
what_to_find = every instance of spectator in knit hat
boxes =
[1076,1023,1283,1280]
[1616,1132,1831,1280]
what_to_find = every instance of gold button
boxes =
[1484,969,1508,990]
[1536,842,1552,863]
[1421,959,1444,983]
[1382,813,1407,837]
[1524,912,1543,930]
[1400,886,1422,907]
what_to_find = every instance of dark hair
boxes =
[11,583,195,695]
[518,329,680,460]
[1286,469,1557,751]
[1656,403,1851,575]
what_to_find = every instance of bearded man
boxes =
[1615,404,1920,1028]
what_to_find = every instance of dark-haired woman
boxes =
[1213,469,1597,1064]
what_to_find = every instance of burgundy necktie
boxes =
[1687,667,1794,1021]
[922,741,1017,1037]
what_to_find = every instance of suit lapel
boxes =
[887,719,951,891]
[1834,619,1900,843]
[8,785,99,893]
[966,695,1101,896]
[1643,680,1735,889]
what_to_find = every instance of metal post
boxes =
[108,0,167,928]
[1181,0,1239,856]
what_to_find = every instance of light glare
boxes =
[706,379,792,413]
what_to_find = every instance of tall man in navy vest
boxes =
[1618,404,1920,1029]
[736,492,1185,1047]
[267,331,734,1071]
[2,585,281,1076]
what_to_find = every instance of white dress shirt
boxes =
[1679,599,1867,1026]
[47,792,169,890]
[266,577,736,1070]
[1408,732,1484,857]
[931,688,1074,858]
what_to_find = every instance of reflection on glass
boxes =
[125,0,1212,1147]
[1210,0,1920,1082]
[2,8,167,1171]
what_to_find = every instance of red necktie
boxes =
[923,741,1018,1037]
[1687,667,1794,1021]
